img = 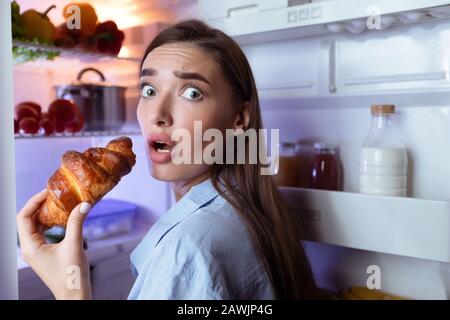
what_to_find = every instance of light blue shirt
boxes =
[128,178,275,299]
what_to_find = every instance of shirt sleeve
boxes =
[130,231,231,300]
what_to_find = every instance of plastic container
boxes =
[360,104,408,197]
[83,199,137,240]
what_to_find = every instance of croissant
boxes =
[37,136,137,228]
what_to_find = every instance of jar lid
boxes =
[314,142,337,152]
[371,104,395,115]
[281,142,296,148]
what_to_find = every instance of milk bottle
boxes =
[360,105,408,197]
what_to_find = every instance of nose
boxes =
[148,94,173,127]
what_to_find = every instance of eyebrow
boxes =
[140,68,211,85]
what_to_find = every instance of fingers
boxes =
[17,189,48,235]
[64,202,92,245]
[17,189,48,219]
[17,189,48,254]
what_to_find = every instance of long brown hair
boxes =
[141,19,318,299]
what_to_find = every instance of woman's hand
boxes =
[17,189,93,300]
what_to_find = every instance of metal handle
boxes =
[77,67,106,82]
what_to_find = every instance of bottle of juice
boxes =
[360,104,408,197]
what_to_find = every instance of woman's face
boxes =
[137,43,238,183]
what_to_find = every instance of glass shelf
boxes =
[14,126,141,139]
[12,40,141,64]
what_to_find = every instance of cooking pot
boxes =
[55,67,127,131]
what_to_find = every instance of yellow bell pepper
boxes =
[21,5,56,44]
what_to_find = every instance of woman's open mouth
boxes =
[153,141,171,153]
[147,132,174,164]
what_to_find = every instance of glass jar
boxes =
[295,141,313,188]
[310,142,340,191]
[360,104,408,197]
[273,142,300,187]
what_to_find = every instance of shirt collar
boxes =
[130,178,221,275]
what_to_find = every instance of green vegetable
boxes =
[11,1,60,64]
[12,39,60,65]
[11,1,24,39]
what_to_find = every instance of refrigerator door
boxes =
[0,0,18,300]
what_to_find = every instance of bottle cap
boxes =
[371,104,395,115]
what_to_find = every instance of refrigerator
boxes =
[1,0,450,300]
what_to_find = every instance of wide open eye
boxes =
[141,84,156,97]
[181,86,203,101]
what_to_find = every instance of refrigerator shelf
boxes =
[280,187,450,262]
[12,40,140,65]
[14,129,141,139]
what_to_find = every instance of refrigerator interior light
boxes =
[428,6,450,18]
[118,46,132,59]
[379,15,397,29]
[398,12,425,24]
[345,20,366,34]
[326,22,345,33]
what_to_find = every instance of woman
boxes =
[17,19,318,300]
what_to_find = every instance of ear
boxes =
[232,101,251,131]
